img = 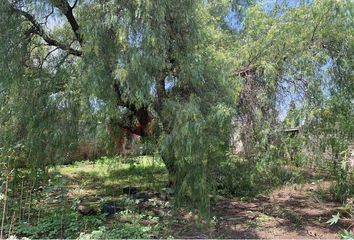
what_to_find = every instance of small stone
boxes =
[77,204,96,215]
[160,192,169,201]
[134,191,150,201]
[123,186,138,195]
[101,201,124,216]
[119,215,132,224]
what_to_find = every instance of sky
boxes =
[225,0,312,121]
[45,0,312,122]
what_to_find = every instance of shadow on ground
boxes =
[211,181,345,239]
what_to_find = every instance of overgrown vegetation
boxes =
[0,157,170,239]
[1,0,353,238]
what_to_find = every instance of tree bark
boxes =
[160,151,177,187]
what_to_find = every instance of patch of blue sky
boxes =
[225,9,244,31]
[259,0,310,11]
[276,80,303,121]
[224,0,309,31]
[276,57,334,122]
[149,75,175,97]
[89,98,105,113]
[128,26,144,48]
[319,58,334,100]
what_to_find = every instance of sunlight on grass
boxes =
[50,155,168,199]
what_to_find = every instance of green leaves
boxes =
[340,230,354,240]
[326,212,340,225]
[1,0,353,215]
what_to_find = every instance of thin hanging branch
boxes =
[10,5,82,56]
[71,0,79,10]
[51,0,83,45]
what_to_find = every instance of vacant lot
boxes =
[4,157,351,239]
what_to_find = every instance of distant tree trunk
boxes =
[236,67,278,161]
[161,153,177,187]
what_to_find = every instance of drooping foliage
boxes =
[0,0,353,218]
[230,0,353,164]
[228,0,354,200]
[0,0,236,214]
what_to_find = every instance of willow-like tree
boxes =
[0,0,235,212]
[2,0,353,213]
[230,0,353,162]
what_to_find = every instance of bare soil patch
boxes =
[172,181,349,239]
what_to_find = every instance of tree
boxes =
[0,0,235,212]
[230,0,353,163]
[1,0,353,213]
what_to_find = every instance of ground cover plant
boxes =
[1,0,353,239]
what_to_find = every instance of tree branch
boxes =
[156,74,166,111]
[71,0,79,10]
[42,5,54,27]
[310,8,330,42]
[11,5,82,56]
[52,0,83,45]
[40,47,59,68]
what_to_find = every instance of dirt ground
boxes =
[57,162,352,239]
[172,181,352,239]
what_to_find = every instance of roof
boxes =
[283,128,300,133]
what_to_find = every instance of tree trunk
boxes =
[161,154,177,188]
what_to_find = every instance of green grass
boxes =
[4,156,170,239]
[53,155,168,199]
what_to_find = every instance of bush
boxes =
[215,155,304,198]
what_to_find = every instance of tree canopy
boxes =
[1,0,353,214]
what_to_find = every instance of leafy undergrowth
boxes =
[56,155,168,198]
[3,156,353,239]
[215,156,328,199]
[4,156,171,239]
